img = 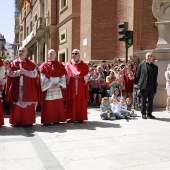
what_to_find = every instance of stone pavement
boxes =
[1,107,170,170]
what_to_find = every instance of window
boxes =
[59,53,65,63]
[34,14,37,22]
[61,34,65,40]
[59,29,67,44]
[58,48,67,63]
[26,26,29,36]
[30,21,33,32]
[20,33,22,42]
[60,0,68,11]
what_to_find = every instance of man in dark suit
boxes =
[135,52,158,119]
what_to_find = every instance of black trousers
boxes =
[140,86,155,115]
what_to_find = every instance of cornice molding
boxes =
[57,12,80,28]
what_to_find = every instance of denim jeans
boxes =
[100,113,115,120]
[115,112,128,119]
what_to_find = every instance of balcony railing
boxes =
[36,17,46,30]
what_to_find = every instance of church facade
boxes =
[15,0,170,107]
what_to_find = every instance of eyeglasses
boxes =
[4,63,9,65]
[72,53,78,55]
[18,50,24,53]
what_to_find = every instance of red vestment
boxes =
[6,58,38,125]
[0,101,4,126]
[0,58,4,126]
[39,61,66,124]
[65,60,89,122]
[122,69,134,93]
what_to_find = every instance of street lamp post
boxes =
[0,35,6,56]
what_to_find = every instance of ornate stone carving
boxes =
[152,0,170,21]
[152,0,170,48]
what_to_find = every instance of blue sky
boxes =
[0,1,15,44]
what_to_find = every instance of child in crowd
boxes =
[100,97,116,120]
[126,98,134,117]
[111,87,121,102]
[114,96,133,119]
[110,97,118,113]
[90,72,102,105]
[109,77,125,97]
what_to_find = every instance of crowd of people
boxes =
[0,48,160,127]
[88,52,158,120]
[88,59,137,105]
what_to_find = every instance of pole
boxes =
[125,42,128,63]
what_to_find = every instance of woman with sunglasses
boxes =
[65,49,89,123]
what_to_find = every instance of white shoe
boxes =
[110,116,116,120]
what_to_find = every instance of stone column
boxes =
[39,37,45,61]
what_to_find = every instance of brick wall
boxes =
[116,0,134,59]
[91,0,117,61]
[57,0,81,61]
[55,0,159,62]
[80,0,92,61]
[139,0,158,50]
[50,0,57,25]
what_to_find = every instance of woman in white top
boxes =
[165,63,170,111]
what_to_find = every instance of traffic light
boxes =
[125,31,133,45]
[118,22,128,42]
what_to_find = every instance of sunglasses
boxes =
[72,53,78,55]
[18,50,24,53]
[4,63,9,65]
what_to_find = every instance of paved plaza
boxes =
[0,107,170,170]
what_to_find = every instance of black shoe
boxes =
[147,114,155,119]
[142,114,147,119]
[53,122,60,125]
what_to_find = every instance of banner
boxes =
[23,0,32,11]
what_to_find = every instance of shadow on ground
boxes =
[0,120,121,138]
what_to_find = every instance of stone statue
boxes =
[152,0,170,48]
[152,0,170,22]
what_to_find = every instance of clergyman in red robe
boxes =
[38,49,66,125]
[65,49,89,122]
[6,46,38,126]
